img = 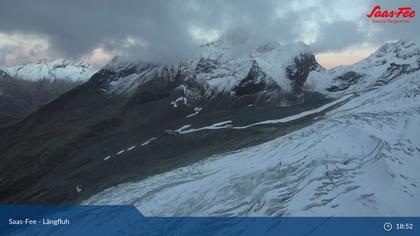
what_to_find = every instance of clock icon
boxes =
[384,222,393,231]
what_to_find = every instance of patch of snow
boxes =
[107,67,156,96]
[175,121,233,134]
[171,97,187,108]
[186,107,202,118]
[76,185,82,193]
[140,137,157,147]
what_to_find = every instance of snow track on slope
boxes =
[174,94,353,134]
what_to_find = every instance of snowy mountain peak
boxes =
[199,38,311,58]
[372,40,419,60]
[96,38,320,109]
[3,59,97,82]
[200,30,250,50]
[193,40,316,92]
[307,40,420,97]
[103,56,158,73]
[360,40,420,70]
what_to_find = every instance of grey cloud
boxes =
[0,0,305,62]
[0,48,10,65]
[311,20,368,53]
[0,0,202,62]
[367,0,420,44]
[0,0,419,64]
[0,46,15,65]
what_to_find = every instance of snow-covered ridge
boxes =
[307,40,420,97]
[99,39,318,97]
[195,39,313,92]
[3,59,97,82]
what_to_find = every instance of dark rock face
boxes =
[286,53,320,94]
[91,61,157,85]
[229,53,321,107]
[326,71,364,92]
[230,60,296,107]
[0,70,81,126]
[375,62,419,86]
[195,58,220,74]
[234,60,278,97]
[125,70,204,108]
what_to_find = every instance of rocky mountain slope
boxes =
[97,39,321,109]
[0,39,327,204]
[306,40,420,96]
[84,40,420,216]
[0,60,95,126]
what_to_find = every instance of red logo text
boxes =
[367,5,415,23]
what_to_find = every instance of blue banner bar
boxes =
[0,205,418,235]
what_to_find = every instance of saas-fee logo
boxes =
[367,5,415,23]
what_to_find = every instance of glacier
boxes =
[84,60,420,216]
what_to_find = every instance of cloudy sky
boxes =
[0,0,418,68]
